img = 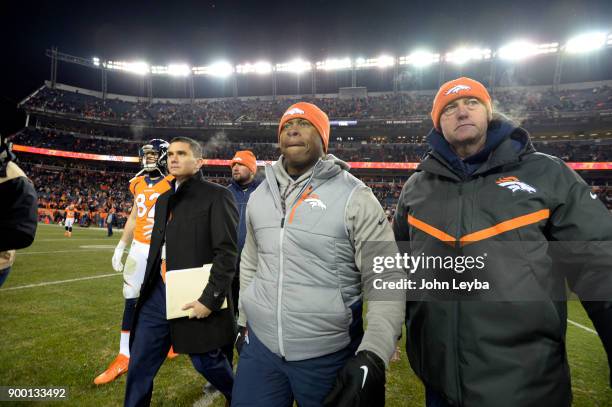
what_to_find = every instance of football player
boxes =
[64,204,76,237]
[94,139,177,385]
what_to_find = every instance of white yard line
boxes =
[0,273,120,291]
[18,249,114,255]
[192,391,218,407]
[35,238,113,242]
[567,319,598,335]
[37,223,124,232]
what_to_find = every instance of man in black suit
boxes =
[124,136,238,407]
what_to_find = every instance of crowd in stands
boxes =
[17,150,612,231]
[14,82,612,221]
[22,84,612,126]
[11,127,612,163]
[21,160,133,229]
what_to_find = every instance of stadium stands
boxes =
[10,126,612,162]
[12,79,612,225]
[22,83,612,126]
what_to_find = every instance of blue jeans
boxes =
[0,267,11,287]
[232,327,359,407]
[425,387,454,407]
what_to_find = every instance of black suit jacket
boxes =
[133,171,239,353]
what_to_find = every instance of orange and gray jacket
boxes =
[393,118,612,407]
[239,155,405,364]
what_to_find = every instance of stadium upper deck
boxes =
[20,81,612,135]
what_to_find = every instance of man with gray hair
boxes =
[394,77,612,407]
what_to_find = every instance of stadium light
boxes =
[497,41,558,61]
[106,60,150,75]
[445,47,491,65]
[151,65,167,75]
[167,64,191,77]
[236,61,272,75]
[565,32,607,53]
[315,58,352,71]
[275,59,312,73]
[192,61,234,77]
[399,51,440,67]
[151,64,191,76]
[92,57,100,67]
[355,55,395,69]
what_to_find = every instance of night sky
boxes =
[2,0,611,134]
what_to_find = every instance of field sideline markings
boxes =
[0,273,120,291]
[37,223,124,232]
[567,319,597,335]
[18,249,114,255]
[192,390,217,407]
[36,238,114,242]
[0,269,602,339]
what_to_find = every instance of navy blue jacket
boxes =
[227,178,260,252]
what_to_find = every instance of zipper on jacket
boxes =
[277,216,286,357]
[454,181,464,404]
[275,167,316,360]
[456,182,463,240]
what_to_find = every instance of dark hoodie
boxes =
[427,115,525,177]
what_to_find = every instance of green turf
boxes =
[0,224,610,406]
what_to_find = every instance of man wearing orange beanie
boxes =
[232,102,405,406]
[393,77,612,406]
[208,150,261,385]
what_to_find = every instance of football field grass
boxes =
[1,224,611,406]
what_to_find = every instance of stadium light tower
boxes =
[377,55,395,68]
[276,58,312,73]
[445,47,491,65]
[565,32,607,53]
[151,64,191,77]
[167,64,191,77]
[399,50,440,67]
[497,41,559,61]
[236,61,272,75]
[498,41,539,61]
[315,58,352,71]
[105,60,150,75]
[192,61,234,77]
[354,55,395,69]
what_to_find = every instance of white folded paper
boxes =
[165,263,227,320]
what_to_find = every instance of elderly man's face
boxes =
[439,97,490,152]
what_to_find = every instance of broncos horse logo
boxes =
[283,107,305,116]
[304,197,327,210]
[445,84,471,95]
[496,176,537,194]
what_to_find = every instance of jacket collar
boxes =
[230,177,260,191]
[263,154,349,213]
[171,170,204,196]
[419,116,533,180]
[269,154,348,188]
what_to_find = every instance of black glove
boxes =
[235,325,248,355]
[323,350,386,407]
